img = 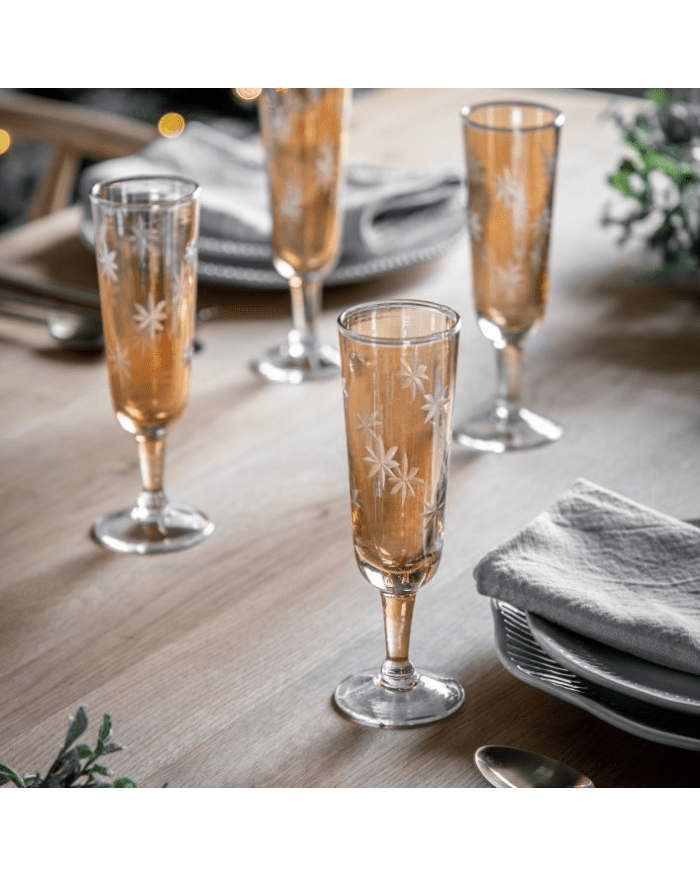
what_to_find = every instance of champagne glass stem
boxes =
[287,274,321,357]
[134,428,167,520]
[380,592,419,691]
[494,339,524,420]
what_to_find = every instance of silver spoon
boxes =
[475,745,594,788]
[46,311,103,352]
[0,306,104,353]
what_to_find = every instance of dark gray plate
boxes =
[492,600,700,751]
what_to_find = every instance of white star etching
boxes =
[494,165,528,236]
[279,184,303,220]
[529,208,551,271]
[494,166,525,212]
[357,407,381,442]
[129,215,151,261]
[316,144,336,185]
[364,437,399,489]
[133,299,167,339]
[108,340,131,379]
[396,349,428,399]
[184,241,197,267]
[495,259,522,303]
[388,453,423,503]
[170,267,183,307]
[97,245,118,282]
[421,494,446,533]
[421,373,450,428]
[468,210,483,242]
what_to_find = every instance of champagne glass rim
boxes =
[461,101,565,133]
[89,175,200,209]
[338,298,461,346]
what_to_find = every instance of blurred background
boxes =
[0,87,692,234]
[0,88,261,231]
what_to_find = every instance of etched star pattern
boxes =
[495,259,522,303]
[421,495,446,533]
[97,245,118,282]
[170,268,182,307]
[494,166,525,212]
[133,299,167,339]
[468,209,483,242]
[279,185,303,220]
[388,453,423,503]
[529,209,551,271]
[357,407,381,441]
[108,341,131,379]
[129,215,151,261]
[364,437,399,489]
[315,145,336,185]
[396,350,428,399]
[421,374,450,429]
[184,241,197,268]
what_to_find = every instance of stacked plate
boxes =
[78,199,466,291]
[492,599,700,750]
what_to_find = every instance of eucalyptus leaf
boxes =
[604,89,700,273]
[0,763,26,787]
[98,714,112,743]
[62,705,89,752]
[0,706,137,788]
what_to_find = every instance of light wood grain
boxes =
[2,89,700,787]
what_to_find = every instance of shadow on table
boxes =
[565,266,700,377]
[408,652,700,788]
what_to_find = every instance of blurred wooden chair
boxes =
[0,91,157,221]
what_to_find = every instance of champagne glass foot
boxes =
[453,406,562,453]
[333,670,464,728]
[250,340,340,384]
[93,503,214,554]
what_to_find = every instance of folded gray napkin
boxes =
[78,120,464,262]
[474,478,700,676]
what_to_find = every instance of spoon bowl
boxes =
[475,745,594,788]
[48,312,104,353]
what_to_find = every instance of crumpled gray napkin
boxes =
[78,120,464,261]
[474,478,700,676]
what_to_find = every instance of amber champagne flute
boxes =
[90,176,214,553]
[334,300,464,727]
[251,88,351,384]
[453,102,565,452]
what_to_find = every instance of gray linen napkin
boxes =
[78,120,464,261]
[474,478,700,676]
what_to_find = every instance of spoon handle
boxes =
[0,271,101,313]
[0,286,101,320]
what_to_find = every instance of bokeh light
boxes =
[0,129,11,155]
[158,112,186,138]
[233,88,262,102]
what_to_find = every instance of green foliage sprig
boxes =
[0,705,136,787]
[603,89,700,279]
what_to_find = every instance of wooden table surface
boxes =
[2,88,700,788]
